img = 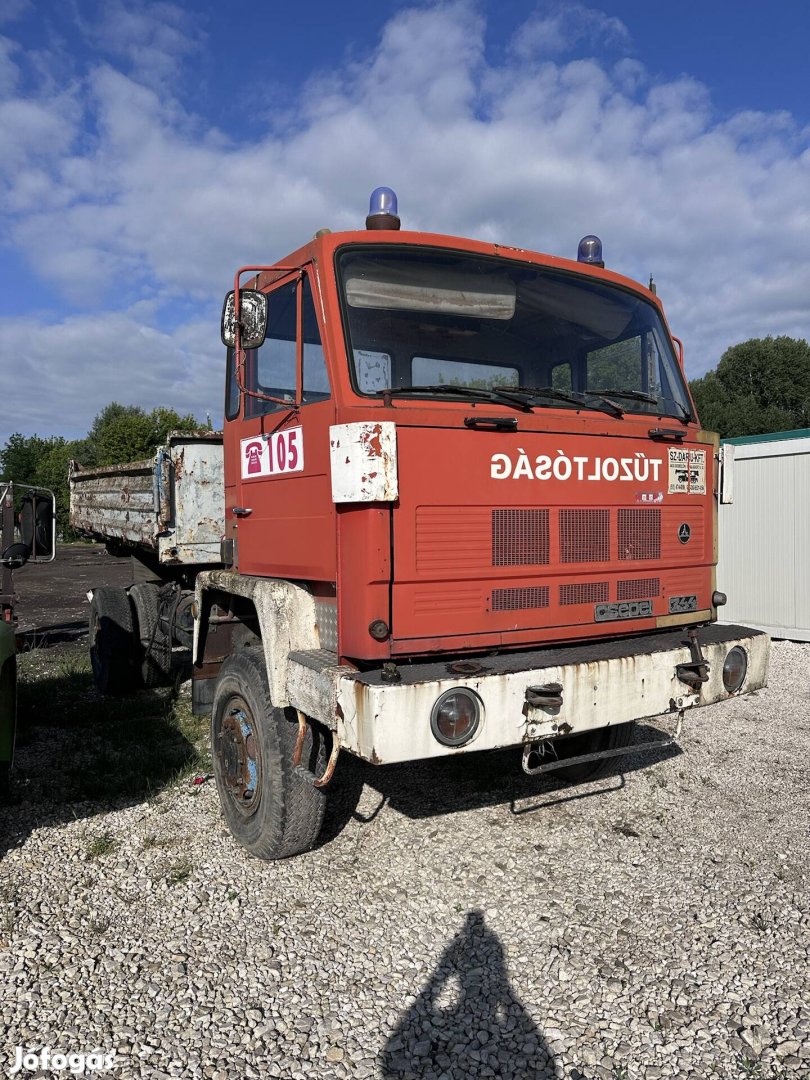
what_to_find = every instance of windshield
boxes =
[337,248,693,420]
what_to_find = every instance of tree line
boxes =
[0,403,201,539]
[688,336,810,439]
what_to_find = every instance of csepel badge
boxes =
[678,522,691,544]
[595,600,653,622]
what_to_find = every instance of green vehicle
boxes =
[0,482,55,796]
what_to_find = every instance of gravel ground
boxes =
[1,626,808,1079]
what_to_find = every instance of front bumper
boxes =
[331,624,769,765]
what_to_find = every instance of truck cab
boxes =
[222,195,723,663]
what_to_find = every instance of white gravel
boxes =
[1,640,808,1079]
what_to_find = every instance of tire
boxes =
[0,655,16,801]
[548,721,636,783]
[129,583,171,688]
[211,649,328,860]
[89,586,136,696]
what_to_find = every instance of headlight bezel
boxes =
[430,687,484,747]
[722,646,748,693]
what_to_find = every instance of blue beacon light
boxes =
[366,187,401,230]
[577,235,604,268]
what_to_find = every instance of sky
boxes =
[1,0,809,439]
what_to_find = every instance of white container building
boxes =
[718,428,810,641]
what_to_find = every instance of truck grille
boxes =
[559,581,610,605]
[617,577,661,600]
[491,509,549,566]
[618,508,661,560]
[491,586,549,611]
[560,509,610,563]
[416,505,669,570]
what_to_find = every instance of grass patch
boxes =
[736,1055,762,1077]
[85,832,118,859]
[141,830,184,852]
[14,645,210,805]
[166,858,193,886]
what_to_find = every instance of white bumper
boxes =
[329,626,769,765]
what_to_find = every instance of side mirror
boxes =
[1,542,30,569]
[221,289,268,349]
[19,492,55,559]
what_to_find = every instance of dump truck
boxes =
[69,188,770,859]
[1,482,55,794]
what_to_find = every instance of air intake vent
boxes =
[492,509,549,566]
[618,508,661,561]
[559,509,610,563]
[617,577,660,601]
[560,581,609,605]
[491,586,550,611]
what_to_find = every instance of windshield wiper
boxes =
[595,388,693,423]
[505,386,625,419]
[374,384,534,412]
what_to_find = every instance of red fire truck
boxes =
[70,188,769,860]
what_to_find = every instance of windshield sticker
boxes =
[667,448,706,495]
[490,450,664,483]
[241,427,304,479]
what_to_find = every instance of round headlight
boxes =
[430,688,483,747]
[722,646,748,693]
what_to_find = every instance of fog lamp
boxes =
[430,688,482,747]
[722,646,747,693]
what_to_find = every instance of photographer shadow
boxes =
[380,909,555,1080]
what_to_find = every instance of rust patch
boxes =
[360,423,384,458]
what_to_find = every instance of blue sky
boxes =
[1,0,809,438]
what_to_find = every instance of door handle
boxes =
[232,507,253,517]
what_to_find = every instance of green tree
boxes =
[689,336,810,439]
[1,403,201,540]
[86,403,200,466]
[0,433,52,484]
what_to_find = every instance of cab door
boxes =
[232,270,336,582]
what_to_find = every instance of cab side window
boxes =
[246,280,297,418]
[245,276,330,417]
[302,275,330,403]
[225,347,240,420]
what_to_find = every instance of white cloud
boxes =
[0,35,19,96]
[0,0,31,27]
[512,2,631,59]
[0,310,222,439]
[77,0,202,88]
[1,0,809,438]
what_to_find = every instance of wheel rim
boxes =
[217,696,262,818]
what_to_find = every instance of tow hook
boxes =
[676,628,710,691]
[525,682,563,709]
[293,709,341,789]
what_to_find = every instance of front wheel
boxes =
[548,721,636,783]
[211,649,328,860]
